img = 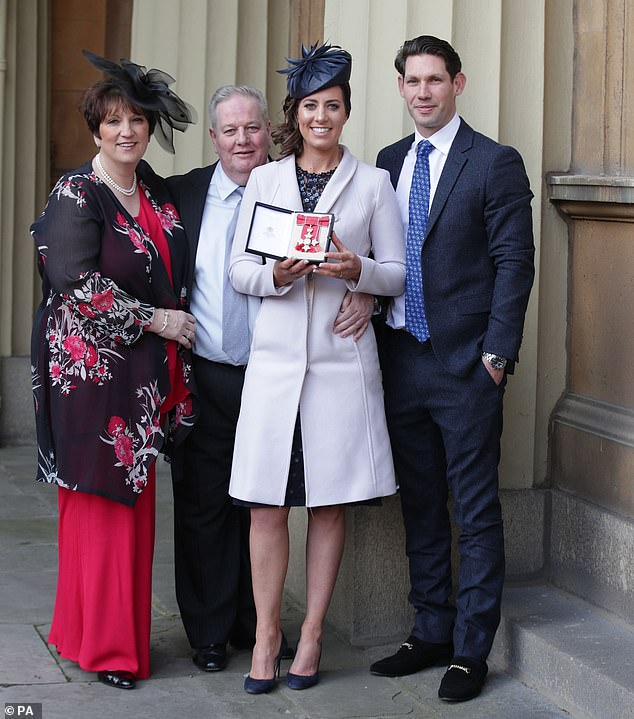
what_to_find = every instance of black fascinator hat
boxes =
[83,49,197,154]
[279,42,352,99]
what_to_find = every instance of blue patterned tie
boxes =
[222,187,250,364]
[405,139,434,343]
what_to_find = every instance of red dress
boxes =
[48,190,189,678]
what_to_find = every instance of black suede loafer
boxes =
[192,643,228,672]
[438,656,488,702]
[97,670,136,690]
[370,636,453,677]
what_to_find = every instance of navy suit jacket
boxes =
[377,119,535,377]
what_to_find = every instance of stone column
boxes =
[131,0,290,176]
[0,0,47,444]
[547,0,634,623]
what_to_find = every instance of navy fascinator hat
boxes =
[278,42,352,99]
[82,49,197,154]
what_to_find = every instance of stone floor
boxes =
[0,445,574,719]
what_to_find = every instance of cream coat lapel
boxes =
[314,145,357,213]
[275,154,303,210]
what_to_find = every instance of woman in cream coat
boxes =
[228,44,405,694]
[230,148,403,505]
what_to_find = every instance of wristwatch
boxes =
[482,352,507,370]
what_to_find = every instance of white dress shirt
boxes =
[190,162,259,364]
[388,112,461,329]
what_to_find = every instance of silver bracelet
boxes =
[158,309,169,334]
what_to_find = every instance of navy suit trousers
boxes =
[382,327,506,661]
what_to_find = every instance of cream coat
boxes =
[228,147,405,507]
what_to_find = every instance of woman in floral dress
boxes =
[30,51,196,690]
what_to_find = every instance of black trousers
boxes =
[172,356,256,648]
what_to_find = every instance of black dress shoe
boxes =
[192,643,228,672]
[438,656,488,702]
[370,636,452,677]
[97,670,136,690]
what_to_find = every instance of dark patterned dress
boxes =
[295,164,336,213]
[31,159,194,505]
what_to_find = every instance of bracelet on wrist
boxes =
[158,309,169,334]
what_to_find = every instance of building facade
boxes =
[1,1,633,709]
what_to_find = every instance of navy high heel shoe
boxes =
[244,634,289,695]
[286,644,322,690]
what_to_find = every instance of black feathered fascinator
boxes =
[278,42,352,99]
[83,49,197,154]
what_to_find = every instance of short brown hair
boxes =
[272,82,351,159]
[395,36,462,79]
[80,79,155,137]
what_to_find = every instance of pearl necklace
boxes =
[95,154,137,197]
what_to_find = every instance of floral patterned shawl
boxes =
[30,159,196,506]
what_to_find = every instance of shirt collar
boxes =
[211,161,243,201]
[412,113,461,156]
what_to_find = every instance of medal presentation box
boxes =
[245,202,335,263]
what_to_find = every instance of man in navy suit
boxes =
[371,36,534,702]
[167,85,374,673]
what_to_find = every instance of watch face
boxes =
[483,352,506,369]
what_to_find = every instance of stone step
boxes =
[491,583,634,719]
